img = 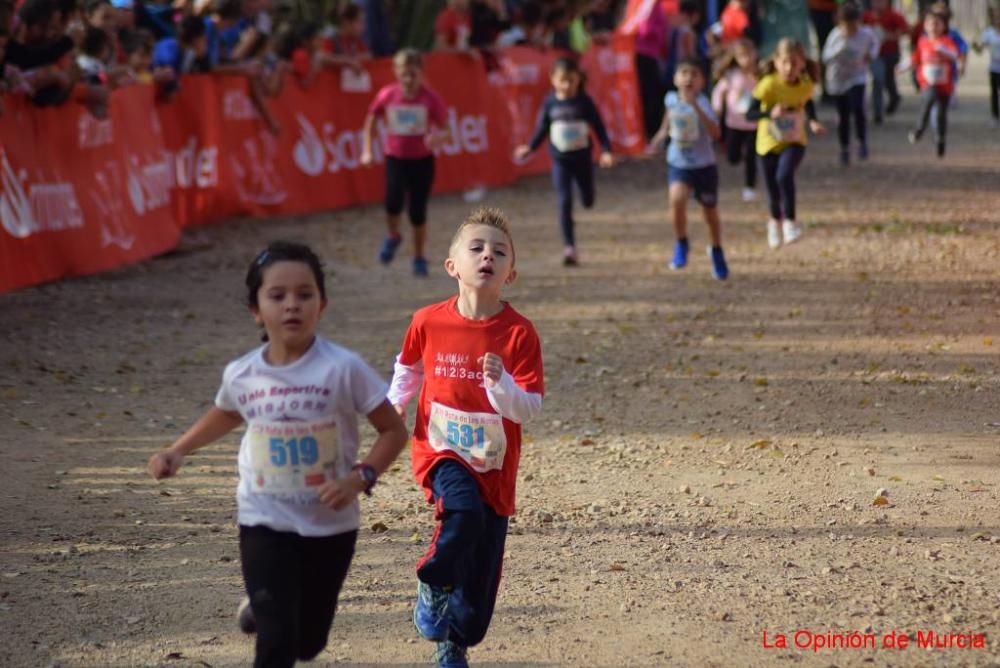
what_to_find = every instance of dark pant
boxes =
[835,84,867,150]
[870,53,900,118]
[551,153,595,247]
[991,71,1000,120]
[636,53,665,141]
[416,459,509,648]
[810,9,835,97]
[385,155,435,226]
[726,128,757,189]
[240,525,357,668]
[915,87,950,142]
[760,146,805,221]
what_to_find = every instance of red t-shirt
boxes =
[913,34,959,94]
[323,33,368,56]
[434,7,471,48]
[399,297,544,517]
[368,83,448,159]
[719,3,749,44]
[862,9,908,56]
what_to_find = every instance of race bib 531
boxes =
[427,402,506,473]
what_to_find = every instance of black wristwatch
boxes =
[352,463,377,496]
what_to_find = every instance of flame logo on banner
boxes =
[293,114,326,177]
[0,149,33,239]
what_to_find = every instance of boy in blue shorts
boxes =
[648,56,729,280]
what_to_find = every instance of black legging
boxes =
[760,145,805,221]
[726,128,757,189]
[915,87,950,141]
[810,9,836,97]
[990,71,999,121]
[240,525,357,668]
[835,84,867,149]
[636,53,665,140]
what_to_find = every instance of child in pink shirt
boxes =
[712,39,759,201]
[361,49,449,276]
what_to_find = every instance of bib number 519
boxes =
[269,437,319,467]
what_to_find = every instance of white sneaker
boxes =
[741,187,757,202]
[767,219,782,249]
[782,219,803,244]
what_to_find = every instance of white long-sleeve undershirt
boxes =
[387,356,542,424]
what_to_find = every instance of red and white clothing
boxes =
[712,67,757,131]
[913,34,960,95]
[862,8,908,57]
[712,2,750,46]
[388,297,544,517]
[435,7,472,49]
[367,83,448,159]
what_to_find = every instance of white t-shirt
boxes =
[822,25,881,95]
[215,337,388,537]
[981,27,1000,73]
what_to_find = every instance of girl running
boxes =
[361,49,450,276]
[712,39,760,202]
[822,2,880,165]
[746,38,826,249]
[905,3,960,157]
[147,241,408,668]
[515,57,614,266]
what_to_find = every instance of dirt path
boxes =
[2,61,999,668]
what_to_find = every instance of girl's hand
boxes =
[480,353,504,388]
[645,132,666,155]
[318,474,366,510]
[394,403,407,420]
[425,132,447,151]
[514,145,531,161]
[359,149,374,166]
[769,104,785,119]
[809,119,826,136]
[599,151,615,168]
[148,448,184,480]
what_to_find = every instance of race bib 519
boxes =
[247,420,339,494]
[550,120,590,152]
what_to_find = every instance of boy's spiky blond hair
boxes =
[450,207,516,265]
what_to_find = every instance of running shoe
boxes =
[434,640,469,668]
[767,220,782,249]
[378,234,402,264]
[563,246,578,266]
[669,238,689,270]
[708,246,729,281]
[782,220,803,244]
[237,596,255,635]
[414,582,450,641]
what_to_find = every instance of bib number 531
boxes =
[446,422,486,450]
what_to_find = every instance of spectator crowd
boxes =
[0,0,625,122]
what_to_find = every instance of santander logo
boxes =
[293,109,489,177]
[0,149,84,239]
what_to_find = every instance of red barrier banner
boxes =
[0,88,179,293]
[1,40,644,293]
